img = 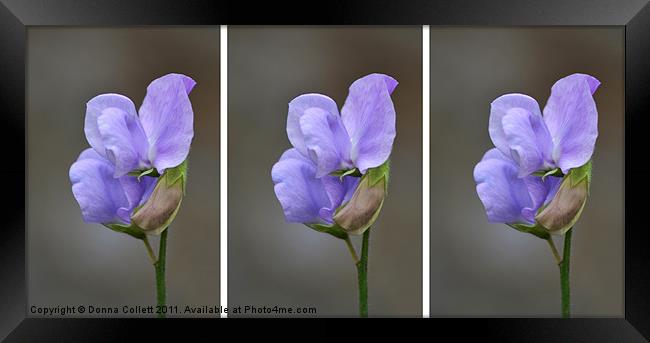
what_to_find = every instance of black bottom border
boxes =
[3,318,648,342]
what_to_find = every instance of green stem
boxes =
[344,236,359,264]
[154,229,168,318]
[356,228,370,318]
[560,228,572,318]
[143,237,157,265]
[546,238,562,265]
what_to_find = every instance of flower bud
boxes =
[535,161,591,235]
[131,161,187,235]
[333,162,389,236]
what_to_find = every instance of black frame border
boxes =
[2,0,649,341]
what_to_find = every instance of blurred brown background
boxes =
[430,27,623,316]
[229,27,422,317]
[27,28,220,317]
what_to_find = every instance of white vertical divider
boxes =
[422,25,430,318]
[220,25,228,318]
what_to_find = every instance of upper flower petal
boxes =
[271,150,332,224]
[138,73,196,173]
[502,107,553,177]
[543,73,600,173]
[489,93,542,158]
[340,73,397,173]
[300,107,351,177]
[287,93,340,157]
[85,94,138,158]
[473,149,535,224]
[70,148,132,224]
[97,107,150,177]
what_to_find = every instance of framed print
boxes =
[0,0,648,341]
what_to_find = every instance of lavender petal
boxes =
[340,73,397,173]
[543,73,600,173]
[138,73,195,173]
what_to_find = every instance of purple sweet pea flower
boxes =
[272,148,359,224]
[70,148,156,224]
[84,73,196,177]
[476,75,600,317]
[474,148,561,225]
[70,73,195,225]
[286,73,397,177]
[272,73,397,226]
[489,73,600,176]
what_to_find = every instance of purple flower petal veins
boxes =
[84,73,195,177]
[97,107,150,177]
[85,93,139,158]
[285,73,398,177]
[271,148,359,224]
[542,73,600,173]
[474,149,560,225]
[139,73,196,173]
[488,73,599,175]
[341,73,397,173]
[489,93,543,158]
[300,107,352,178]
[501,107,553,177]
[273,73,397,225]
[72,73,195,226]
[70,148,155,225]
[287,93,341,158]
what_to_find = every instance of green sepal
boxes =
[306,223,349,240]
[366,160,390,190]
[330,168,362,179]
[508,223,551,240]
[165,160,188,190]
[533,168,563,180]
[104,223,146,240]
[128,168,160,180]
[569,160,592,190]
